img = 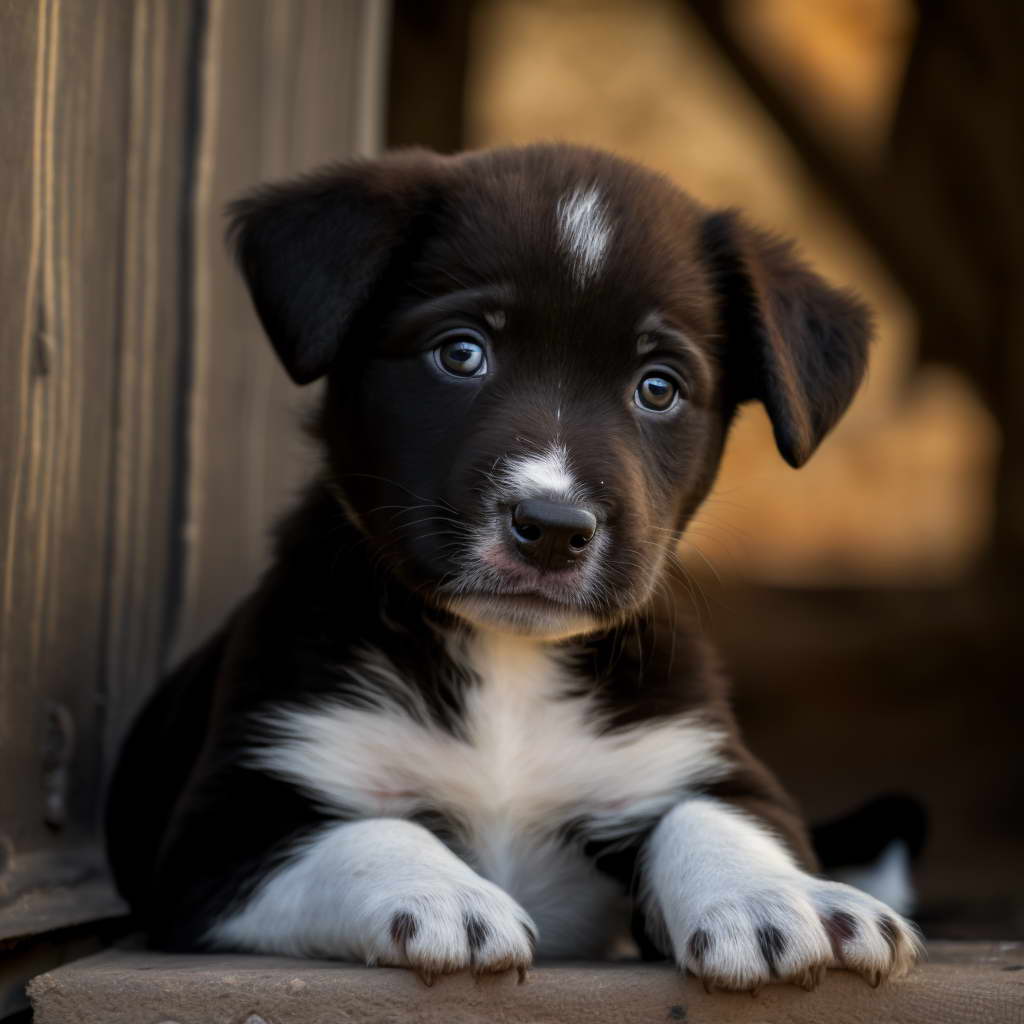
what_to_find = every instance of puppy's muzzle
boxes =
[509,499,598,572]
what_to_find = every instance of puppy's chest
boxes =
[323,637,664,830]
[267,632,726,836]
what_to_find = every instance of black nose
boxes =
[510,499,598,571]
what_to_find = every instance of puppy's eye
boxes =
[435,332,487,377]
[635,373,681,412]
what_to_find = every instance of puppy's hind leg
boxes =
[207,818,538,980]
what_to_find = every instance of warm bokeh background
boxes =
[390,0,1023,939]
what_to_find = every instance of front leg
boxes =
[642,797,922,992]
[208,818,537,981]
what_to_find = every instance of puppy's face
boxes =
[232,145,869,638]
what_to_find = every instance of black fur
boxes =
[107,143,871,955]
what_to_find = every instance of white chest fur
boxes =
[255,630,728,956]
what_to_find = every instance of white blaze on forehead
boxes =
[557,186,612,287]
[503,443,578,500]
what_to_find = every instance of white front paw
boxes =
[367,877,537,982]
[676,877,921,992]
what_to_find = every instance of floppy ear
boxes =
[227,150,447,384]
[701,210,872,467]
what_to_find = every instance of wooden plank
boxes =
[27,944,1024,1024]
[0,0,387,946]
[101,0,202,764]
[0,0,134,937]
[0,0,199,941]
[173,0,387,659]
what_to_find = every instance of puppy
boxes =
[107,143,921,991]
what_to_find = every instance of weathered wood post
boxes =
[0,2,387,1015]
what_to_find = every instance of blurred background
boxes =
[1,0,1021,1015]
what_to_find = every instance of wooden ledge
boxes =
[28,942,1024,1024]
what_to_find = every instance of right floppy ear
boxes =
[227,150,447,384]
[701,209,872,468]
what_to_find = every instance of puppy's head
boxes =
[230,144,870,638]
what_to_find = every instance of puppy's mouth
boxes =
[435,541,611,637]
[457,588,580,612]
[441,573,593,610]
[444,590,602,639]
[446,540,593,600]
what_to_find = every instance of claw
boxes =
[867,970,882,989]
[416,970,435,988]
[797,965,825,991]
[517,965,528,985]
[701,976,714,995]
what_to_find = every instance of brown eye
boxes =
[436,332,487,377]
[635,374,679,412]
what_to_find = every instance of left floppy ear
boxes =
[701,210,872,468]
[227,149,448,385]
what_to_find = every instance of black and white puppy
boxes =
[107,143,921,991]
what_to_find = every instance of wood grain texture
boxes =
[0,0,142,938]
[28,943,1024,1024]
[102,0,200,795]
[0,0,386,943]
[172,0,387,660]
